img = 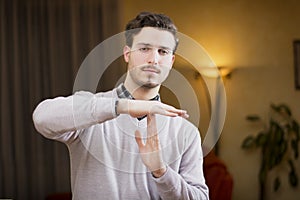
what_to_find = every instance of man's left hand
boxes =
[135,114,166,178]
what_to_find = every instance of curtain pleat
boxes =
[0,0,122,199]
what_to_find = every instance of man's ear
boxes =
[171,54,175,65]
[123,46,131,63]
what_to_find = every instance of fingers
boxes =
[178,111,189,118]
[149,102,189,118]
[147,114,157,137]
[135,130,144,147]
[162,105,189,118]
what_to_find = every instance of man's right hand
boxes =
[116,99,189,119]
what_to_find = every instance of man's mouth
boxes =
[141,66,160,74]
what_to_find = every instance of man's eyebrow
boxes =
[136,43,172,50]
[136,43,151,46]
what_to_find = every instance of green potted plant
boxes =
[241,103,300,200]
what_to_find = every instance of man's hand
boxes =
[117,99,189,118]
[135,114,166,177]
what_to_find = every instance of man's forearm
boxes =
[33,91,117,138]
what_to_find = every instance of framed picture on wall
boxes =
[293,40,300,90]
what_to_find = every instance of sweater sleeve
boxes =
[32,91,117,141]
[153,129,209,200]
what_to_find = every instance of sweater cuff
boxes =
[114,99,119,117]
[94,96,118,121]
[152,166,180,192]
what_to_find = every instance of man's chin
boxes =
[141,82,160,89]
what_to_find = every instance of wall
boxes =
[121,0,300,200]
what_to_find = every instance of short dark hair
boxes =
[125,12,179,53]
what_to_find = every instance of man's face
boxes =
[123,27,176,89]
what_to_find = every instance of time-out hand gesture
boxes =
[135,114,166,177]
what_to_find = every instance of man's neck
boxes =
[123,81,160,100]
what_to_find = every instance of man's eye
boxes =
[139,47,150,52]
[158,49,169,55]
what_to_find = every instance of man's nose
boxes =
[147,49,159,65]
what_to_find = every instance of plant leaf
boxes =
[242,135,256,149]
[274,177,281,192]
[274,128,284,144]
[291,140,299,159]
[246,115,261,121]
[278,104,292,117]
[270,104,279,112]
[279,141,288,156]
[292,120,300,141]
[288,160,295,171]
[256,132,268,147]
[268,155,277,170]
[289,171,298,187]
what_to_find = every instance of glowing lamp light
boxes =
[198,66,233,79]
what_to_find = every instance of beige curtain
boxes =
[0,0,123,199]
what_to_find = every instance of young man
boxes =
[33,12,209,200]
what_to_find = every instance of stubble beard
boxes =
[130,65,162,89]
[141,79,160,89]
[133,74,160,89]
